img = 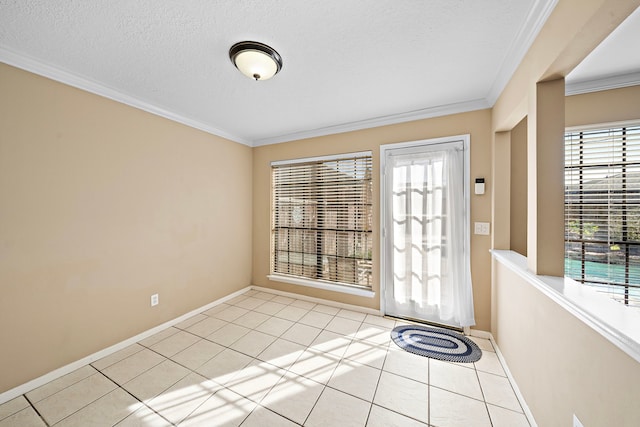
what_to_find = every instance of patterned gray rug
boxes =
[390,324,482,363]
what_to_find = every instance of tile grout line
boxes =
[300,384,326,426]
[40,372,121,427]
[474,348,531,419]
[279,312,351,425]
[238,403,300,427]
[139,296,310,377]
[245,292,400,421]
[93,327,240,427]
[428,357,431,426]
[428,382,494,405]
[185,290,503,426]
[362,333,392,427]
[136,294,324,425]
[228,290,522,426]
[260,296,367,425]
[22,393,50,427]
[506,368,528,419]
[472,360,494,426]
[95,369,177,427]
[285,307,401,424]
[221,292,430,426]
[213,293,511,425]
[23,365,100,409]
[20,289,508,426]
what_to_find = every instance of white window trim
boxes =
[565,119,640,133]
[267,274,376,298]
[271,151,372,166]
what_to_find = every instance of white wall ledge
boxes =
[491,249,640,364]
[267,274,376,298]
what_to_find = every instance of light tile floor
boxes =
[0,289,531,427]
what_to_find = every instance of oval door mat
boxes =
[391,324,482,363]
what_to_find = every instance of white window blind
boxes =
[271,153,373,289]
[565,124,640,308]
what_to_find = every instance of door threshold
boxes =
[385,314,464,334]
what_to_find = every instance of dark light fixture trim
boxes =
[229,41,283,81]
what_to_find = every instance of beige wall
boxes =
[508,83,640,258]
[3,0,640,414]
[490,0,640,274]
[492,84,640,427]
[509,117,527,256]
[0,63,253,393]
[566,84,640,128]
[492,0,639,132]
[493,258,640,426]
[489,0,640,424]
[253,110,494,331]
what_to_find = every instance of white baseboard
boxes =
[468,329,492,340]
[2,282,536,427]
[250,285,383,316]
[0,286,251,405]
[488,334,538,427]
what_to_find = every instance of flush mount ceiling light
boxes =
[229,41,283,81]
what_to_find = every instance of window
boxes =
[271,152,373,290]
[564,123,640,308]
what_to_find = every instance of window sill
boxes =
[491,249,640,363]
[267,274,376,298]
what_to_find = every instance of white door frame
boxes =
[379,134,471,327]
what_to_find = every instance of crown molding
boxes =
[252,98,491,146]
[1,0,564,151]
[0,46,252,147]
[565,71,640,96]
[485,0,559,106]
[2,44,490,148]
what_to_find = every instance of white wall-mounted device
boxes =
[475,178,485,195]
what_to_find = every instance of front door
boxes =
[381,137,475,328]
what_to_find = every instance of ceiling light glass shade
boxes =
[229,41,283,81]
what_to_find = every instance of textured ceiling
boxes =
[5,0,622,147]
[566,6,640,94]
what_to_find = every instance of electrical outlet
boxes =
[151,294,159,307]
[573,414,584,427]
[474,222,490,235]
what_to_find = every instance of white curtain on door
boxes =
[390,145,475,327]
